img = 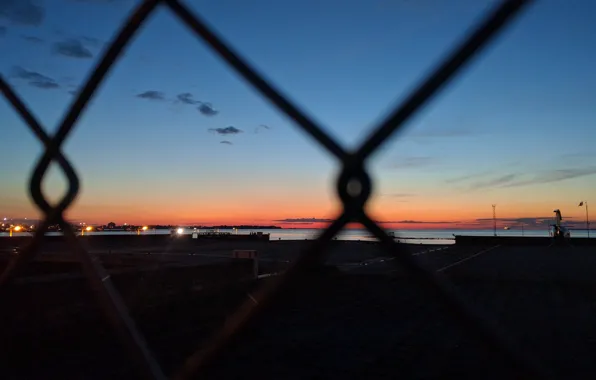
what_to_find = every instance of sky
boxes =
[0,0,595,230]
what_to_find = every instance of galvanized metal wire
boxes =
[0,0,547,379]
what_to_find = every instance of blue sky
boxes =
[0,0,595,227]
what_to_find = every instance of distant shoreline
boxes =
[104,225,283,230]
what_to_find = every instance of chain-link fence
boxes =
[0,0,550,379]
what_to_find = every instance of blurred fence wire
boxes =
[0,0,547,379]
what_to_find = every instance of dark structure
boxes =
[0,232,269,253]
[454,235,596,246]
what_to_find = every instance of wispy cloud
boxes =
[30,79,60,89]
[52,38,93,58]
[384,193,415,198]
[136,90,165,101]
[12,66,60,89]
[254,124,271,133]
[220,140,233,145]
[53,30,104,47]
[380,193,415,202]
[176,92,200,105]
[504,167,596,188]
[377,220,458,224]
[209,126,242,135]
[21,34,44,44]
[444,171,493,184]
[390,156,434,169]
[469,174,518,190]
[274,218,334,224]
[12,66,48,81]
[198,102,219,116]
[464,167,596,190]
[0,0,45,26]
[80,35,104,47]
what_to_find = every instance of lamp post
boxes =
[579,201,589,238]
[492,204,497,237]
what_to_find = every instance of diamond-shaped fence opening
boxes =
[0,0,551,379]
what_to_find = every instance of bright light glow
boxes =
[177,228,184,235]
[85,226,92,231]
[14,226,22,232]
[142,226,148,231]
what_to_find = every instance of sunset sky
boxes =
[1,0,595,230]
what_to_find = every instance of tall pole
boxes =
[580,201,590,238]
[492,204,497,237]
[586,201,590,238]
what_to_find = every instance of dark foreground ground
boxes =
[1,240,596,379]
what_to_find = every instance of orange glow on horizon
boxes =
[4,192,590,231]
[3,205,582,230]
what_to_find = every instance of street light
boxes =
[579,201,590,238]
[492,204,497,237]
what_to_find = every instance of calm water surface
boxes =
[1,228,592,245]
